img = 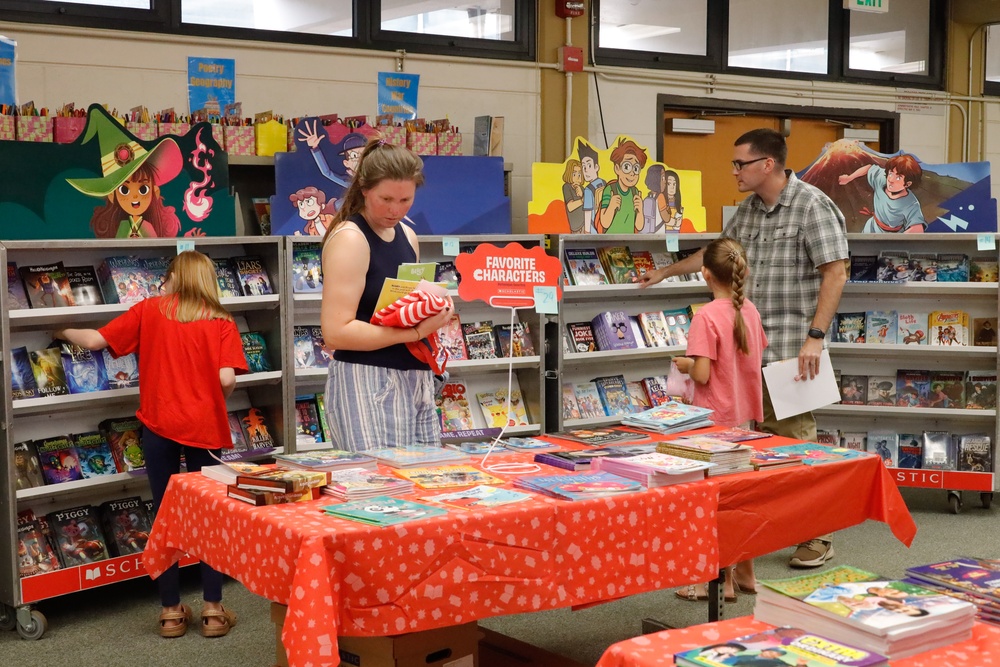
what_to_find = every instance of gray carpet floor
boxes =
[1,486,994,667]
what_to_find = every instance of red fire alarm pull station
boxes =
[556,1,585,19]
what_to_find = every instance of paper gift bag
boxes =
[0,115,14,141]
[126,122,158,141]
[16,116,53,142]
[378,125,407,148]
[406,131,437,156]
[224,126,255,155]
[53,116,86,144]
[255,119,287,156]
[158,122,190,137]
[436,132,463,156]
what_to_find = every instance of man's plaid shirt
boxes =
[722,171,848,364]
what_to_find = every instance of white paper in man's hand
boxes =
[762,349,841,421]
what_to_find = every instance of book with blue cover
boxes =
[622,401,714,431]
[102,350,139,389]
[420,485,531,511]
[291,243,323,293]
[322,496,448,526]
[240,331,273,373]
[10,346,38,400]
[514,471,644,501]
[593,374,632,417]
[60,343,109,394]
[865,310,897,345]
[273,449,376,471]
[769,443,872,465]
[72,431,117,478]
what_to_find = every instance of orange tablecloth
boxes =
[596,616,1000,667]
[143,469,720,667]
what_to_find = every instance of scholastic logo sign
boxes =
[455,243,562,308]
[894,470,942,488]
[81,554,147,589]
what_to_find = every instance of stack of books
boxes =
[273,449,377,472]
[201,461,274,485]
[227,468,330,506]
[368,446,467,469]
[904,557,1000,625]
[322,467,415,501]
[769,443,873,465]
[533,449,610,471]
[656,437,754,476]
[513,471,644,501]
[749,448,806,470]
[622,402,714,433]
[754,565,977,659]
[393,465,504,489]
[674,625,889,667]
[591,452,711,487]
[548,427,653,448]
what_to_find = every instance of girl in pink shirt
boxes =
[673,237,767,603]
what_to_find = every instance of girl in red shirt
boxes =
[672,237,767,604]
[56,250,247,638]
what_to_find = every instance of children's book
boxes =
[437,381,476,433]
[626,381,651,413]
[591,310,638,351]
[274,449,376,471]
[201,461,276,485]
[564,248,609,286]
[240,331,273,373]
[14,440,45,491]
[101,350,139,389]
[661,308,692,347]
[397,262,438,282]
[7,262,30,309]
[46,505,110,567]
[970,258,999,283]
[896,434,922,469]
[227,485,317,506]
[929,310,966,346]
[60,342,108,394]
[295,396,324,445]
[908,252,938,281]
[514,471,644,501]
[566,322,597,353]
[17,511,62,577]
[875,250,910,283]
[10,346,38,400]
[896,311,928,345]
[225,411,250,461]
[322,468,414,500]
[322,496,448,526]
[921,431,956,470]
[99,496,152,557]
[462,321,499,360]
[493,322,535,357]
[641,375,672,407]
[866,431,898,467]
[957,434,992,472]
[864,310,897,344]
[769,443,871,465]
[848,254,880,282]
[235,468,329,494]
[597,246,639,284]
[573,382,607,418]
[935,253,970,282]
[503,437,561,452]
[548,427,652,447]
[623,402,714,431]
[293,326,316,368]
[97,255,148,304]
[476,388,531,428]
[437,314,468,362]
[866,376,897,407]
[213,258,243,298]
[369,446,467,469]
[291,243,324,293]
[965,371,998,410]
[841,432,867,453]
[19,262,76,308]
[592,374,632,417]
[905,558,1000,604]
[98,416,145,472]
[561,383,582,420]
[630,250,656,277]
[649,251,685,282]
[895,369,930,408]
[72,431,117,478]
[839,375,867,406]
[141,256,171,293]
[63,265,104,306]
[835,312,866,343]
[421,485,531,511]
[228,255,273,296]
[309,325,332,368]
[638,311,672,347]
[759,565,882,599]
[928,370,965,409]
[816,429,840,446]
[29,347,69,397]
[394,464,504,489]
[434,261,459,289]
[250,196,271,235]
[973,317,998,347]
[674,626,889,667]
[534,449,607,471]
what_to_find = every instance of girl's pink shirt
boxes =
[685,297,768,427]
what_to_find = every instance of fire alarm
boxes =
[556,1,585,19]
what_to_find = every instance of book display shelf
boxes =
[0,237,287,638]
[547,233,716,431]
[820,233,1000,513]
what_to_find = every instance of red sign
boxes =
[454,243,563,308]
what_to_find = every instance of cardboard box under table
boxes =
[272,603,481,667]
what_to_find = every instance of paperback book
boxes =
[272,449,377,472]
[63,265,104,305]
[476,388,531,428]
[7,261,29,309]
[674,626,889,667]
[72,431,117,478]
[60,342,109,394]
[514,471,644,501]
[896,312,928,345]
[769,443,871,465]
[393,464,504,489]
[229,255,273,296]
[13,441,45,489]
[10,346,38,400]
[420,485,531,511]
[322,496,448,526]
[897,434,923,469]
[291,243,323,293]
[240,331,273,373]
[19,262,76,308]
[323,468,415,501]
[47,505,110,567]
[99,496,152,557]
[29,347,70,397]
[566,322,597,353]
[866,431,898,467]
[36,435,84,485]
[564,248,609,286]
[102,350,139,389]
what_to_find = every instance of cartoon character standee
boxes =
[596,138,647,234]
[289,186,336,236]
[838,154,926,234]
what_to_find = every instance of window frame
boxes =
[982,23,1000,97]
[0,0,536,62]
[593,0,946,91]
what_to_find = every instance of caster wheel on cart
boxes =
[948,492,963,515]
[16,609,46,640]
[982,493,994,510]
[0,604,16,632]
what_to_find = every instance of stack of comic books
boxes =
[754,565,976,659]
[655,437,754,476]
[904,557,1000,625]
[322,468,415,501]
[675,626,889,667]
[591,452,711,487]
[622,401,714,433]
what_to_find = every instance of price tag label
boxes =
[977,233,995,251]
[442,237,460,256]
[533,286,558,314]
[666,234,679,252]
[177,239,195,254]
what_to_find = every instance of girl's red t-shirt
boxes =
[99,297,249,449]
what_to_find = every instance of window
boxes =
[727,0,827,74]
[597,0,708,57]
[37,0,149,6]
[381,0,516,42]
[182,0,352,36]
[847,0,929,76]
[983,24,1000,96]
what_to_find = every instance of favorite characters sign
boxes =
[0,104,235,239]
[455,243,562,309]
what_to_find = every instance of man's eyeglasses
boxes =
[731,156,769,171]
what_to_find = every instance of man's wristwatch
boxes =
[807,327,826,340]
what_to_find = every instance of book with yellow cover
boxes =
[373,278,449,313]
[393,464,505,489]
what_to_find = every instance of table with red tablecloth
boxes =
[595,616,1000,667]
[142,434,916,667]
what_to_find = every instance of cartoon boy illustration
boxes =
[66,109,184,238]
[597,138,647,234]
[289,186,335,236]
[297,120,366,205]
[577,140,606,233]
[838,154,925,233]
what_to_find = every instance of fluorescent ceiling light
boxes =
[881,60,926,74]
[615,23,681,40]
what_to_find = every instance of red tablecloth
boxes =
[596,616,1000,667]
[143,467,719,667]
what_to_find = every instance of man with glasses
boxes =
[640,128,848,569]
[596,138,647,234]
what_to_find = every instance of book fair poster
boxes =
[0,104,235,239]
[377,71,419,123]
[187,56,235,117]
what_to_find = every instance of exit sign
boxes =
[845,0,888,12]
